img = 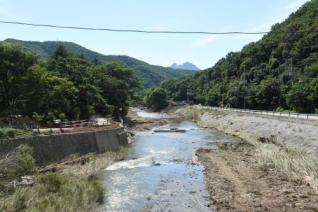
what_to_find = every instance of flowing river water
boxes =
[101,110,238,211]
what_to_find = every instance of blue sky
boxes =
[0,0,310,69]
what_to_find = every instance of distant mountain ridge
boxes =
[170,62,200,71]
[2,39,195,88]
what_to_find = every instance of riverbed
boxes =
[101,112,239,211]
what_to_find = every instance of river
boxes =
[101,111,237,211]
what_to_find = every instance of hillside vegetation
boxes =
[2,39,195,88]
[162,0,318,113]
[0,44,140,122]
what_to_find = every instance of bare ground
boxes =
[174,105,318,210]
[197,143,318,212]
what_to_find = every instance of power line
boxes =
[0,20,272,35]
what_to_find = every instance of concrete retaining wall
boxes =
[0,128,128,166]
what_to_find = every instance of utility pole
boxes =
[243,69,246,109]
[288,57,294,77]
[278,68,282,108]
[186,88,189,104]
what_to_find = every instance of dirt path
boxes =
[197,142,318,212]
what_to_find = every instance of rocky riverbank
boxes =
[176,105,318,157]
[177,105,318,211]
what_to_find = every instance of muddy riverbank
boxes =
[176,105,318,211]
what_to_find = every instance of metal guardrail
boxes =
[198,106,318,121]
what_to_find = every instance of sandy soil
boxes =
[197,142,318,212]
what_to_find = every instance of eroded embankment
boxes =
[177,105,318,211]
[177,105,318,156]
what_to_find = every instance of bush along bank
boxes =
[0,144,128,211]
[0,128,34,140]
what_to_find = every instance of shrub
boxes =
[39,173,64,193]
[15,144,38,178]
[0,130,5,139]
[275,107,285,112]
[0,128,33,139]
[144,87,168,111]
[7,130,16,138]
[13,189,27,212]
[88,175,104,204]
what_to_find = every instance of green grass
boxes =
[0,128,34,139]
[61,146,129,177]
[255,143,318,191]
[0,144,37,182]
[0,145,129,211]
[0,173,104,212]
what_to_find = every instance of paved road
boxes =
[200,106,318,121]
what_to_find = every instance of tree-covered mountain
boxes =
[161,0,318,113]
[2,39,195,88]
[0,43,140,121]
[170,62,200,71]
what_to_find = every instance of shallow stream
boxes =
[101,111,237,211]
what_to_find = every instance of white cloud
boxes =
[191,35,217,48]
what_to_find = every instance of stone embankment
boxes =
[0,128,128,166]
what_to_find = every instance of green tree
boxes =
[0,44,37,116]
[286,80,315,113]
[145,87,168,111]
[95,62,141,119]
[53,45,68,59]
[0,43,141,123]
[22,64,78,121]
[255,78,280,110]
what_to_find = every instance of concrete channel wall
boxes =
[0,128,128,166]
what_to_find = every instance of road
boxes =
[200,106,318,121]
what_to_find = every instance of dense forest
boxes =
[161,0,318,113]
[2,39,195,88]
[0,44,141,123]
